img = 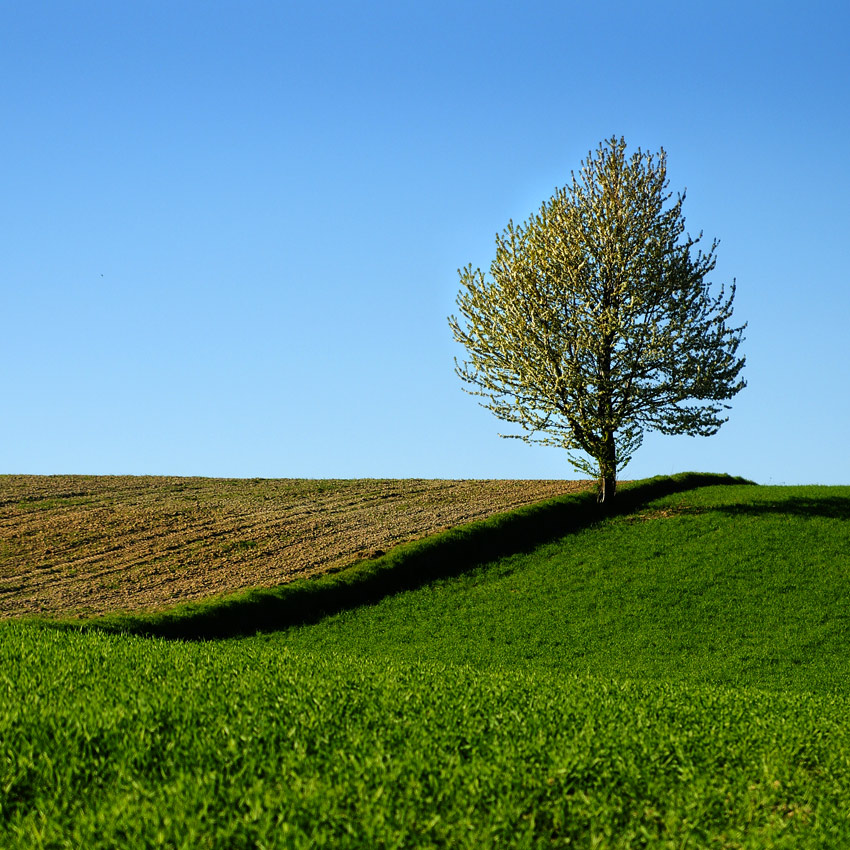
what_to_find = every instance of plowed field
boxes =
[0,476,591,619]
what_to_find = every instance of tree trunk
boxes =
[598,473,617,505]
[597,432,617,506]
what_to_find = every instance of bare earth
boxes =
[0,476,592,619]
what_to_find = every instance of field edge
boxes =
[29,471,753,640]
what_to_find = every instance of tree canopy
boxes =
[449,137,746,502]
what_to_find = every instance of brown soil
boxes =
[0,476,592,619]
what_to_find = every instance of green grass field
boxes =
[3,476,850,848]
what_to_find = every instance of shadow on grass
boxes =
[717,495,850,521]
[48,472,753,641]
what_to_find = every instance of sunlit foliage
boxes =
[450,137,746,501]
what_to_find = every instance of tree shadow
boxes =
[716,495,850,521]
[49,472,753,642]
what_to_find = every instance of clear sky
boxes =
[3,0,849,484]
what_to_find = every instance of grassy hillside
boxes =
[3,475,850,848]
[269,481,850,695]
[3,623,849,849]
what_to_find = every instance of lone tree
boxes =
[449,137,746,504]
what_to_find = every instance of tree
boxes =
[449,136,746,504]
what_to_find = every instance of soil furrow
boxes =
[0,476,591,618]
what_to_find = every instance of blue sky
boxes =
[2,0,848,484]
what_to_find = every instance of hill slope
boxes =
[269,482,850,695]
[3,476,850,848]
[3,622,849,849]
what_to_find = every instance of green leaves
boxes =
[450,137,746,496]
